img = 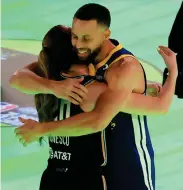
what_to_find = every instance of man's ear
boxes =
[104,29,111,40]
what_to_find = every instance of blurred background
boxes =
[1,0,183,189]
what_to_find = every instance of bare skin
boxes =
[62,61,161,113]
[14,46,177,144]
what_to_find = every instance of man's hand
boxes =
[158,46,178,76]
[50,77,88,105]
[146,83,162,97]
[14,117,42,146]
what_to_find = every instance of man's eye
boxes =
[83,38,90,42]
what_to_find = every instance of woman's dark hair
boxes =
[34,25,77,144]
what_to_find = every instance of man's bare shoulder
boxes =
[120,56,142,69]
[106,56,142,78]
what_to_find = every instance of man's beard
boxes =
[72,45,102,66]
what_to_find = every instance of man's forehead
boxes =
[72,32,91,38]
[72,18,99,34]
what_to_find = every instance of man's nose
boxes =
[75,40,85,49]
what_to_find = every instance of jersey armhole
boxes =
[138,62,147,94]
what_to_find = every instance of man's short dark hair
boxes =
[74,3,111,28]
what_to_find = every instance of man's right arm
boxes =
[122,72,177,115]
[9,62,88,104]
[81,46,178,116]
[9,61,53,95]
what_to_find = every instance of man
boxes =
[11,3,177,190]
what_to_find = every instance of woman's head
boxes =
[35,25,78,145]
[39,25,78,81]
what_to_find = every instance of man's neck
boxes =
[95,40,116,64]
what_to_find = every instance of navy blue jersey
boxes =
[90,42,155,190]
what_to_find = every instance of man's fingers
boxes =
[159,46,172,52]
[158,46,175,56]
[73,83,88,93]
[18,117,27,123]
[151,84,161,92]
[19,137,25,144]
[72,77,88,93]
[15,131,21,138]
[15,129,25,138]
[23,142,27,147]
[14,128,21,135]
[70,92,83,103]
[72,87,87,100]
[150,84,159,90]
[157,47,167,57]
[67,96,80,105]
[18,138,27,147]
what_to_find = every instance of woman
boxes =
[37,25,107,190]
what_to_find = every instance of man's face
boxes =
[71,18,107,61]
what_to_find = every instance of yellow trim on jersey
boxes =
[96,44,123,70]
[88,63,96,76]
[88,44,123,76]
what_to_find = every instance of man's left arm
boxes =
[15,60,137,142]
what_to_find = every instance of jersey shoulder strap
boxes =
[92,40,135,82]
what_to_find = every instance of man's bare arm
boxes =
[120,47,177,115]
[122,76,175,115]
[105,47,177,115]
[9,61,53,95]
[9,54,87,104]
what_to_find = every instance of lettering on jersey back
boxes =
[49,148,71,161]
[49,136,70,146]
[49,100,72,160]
